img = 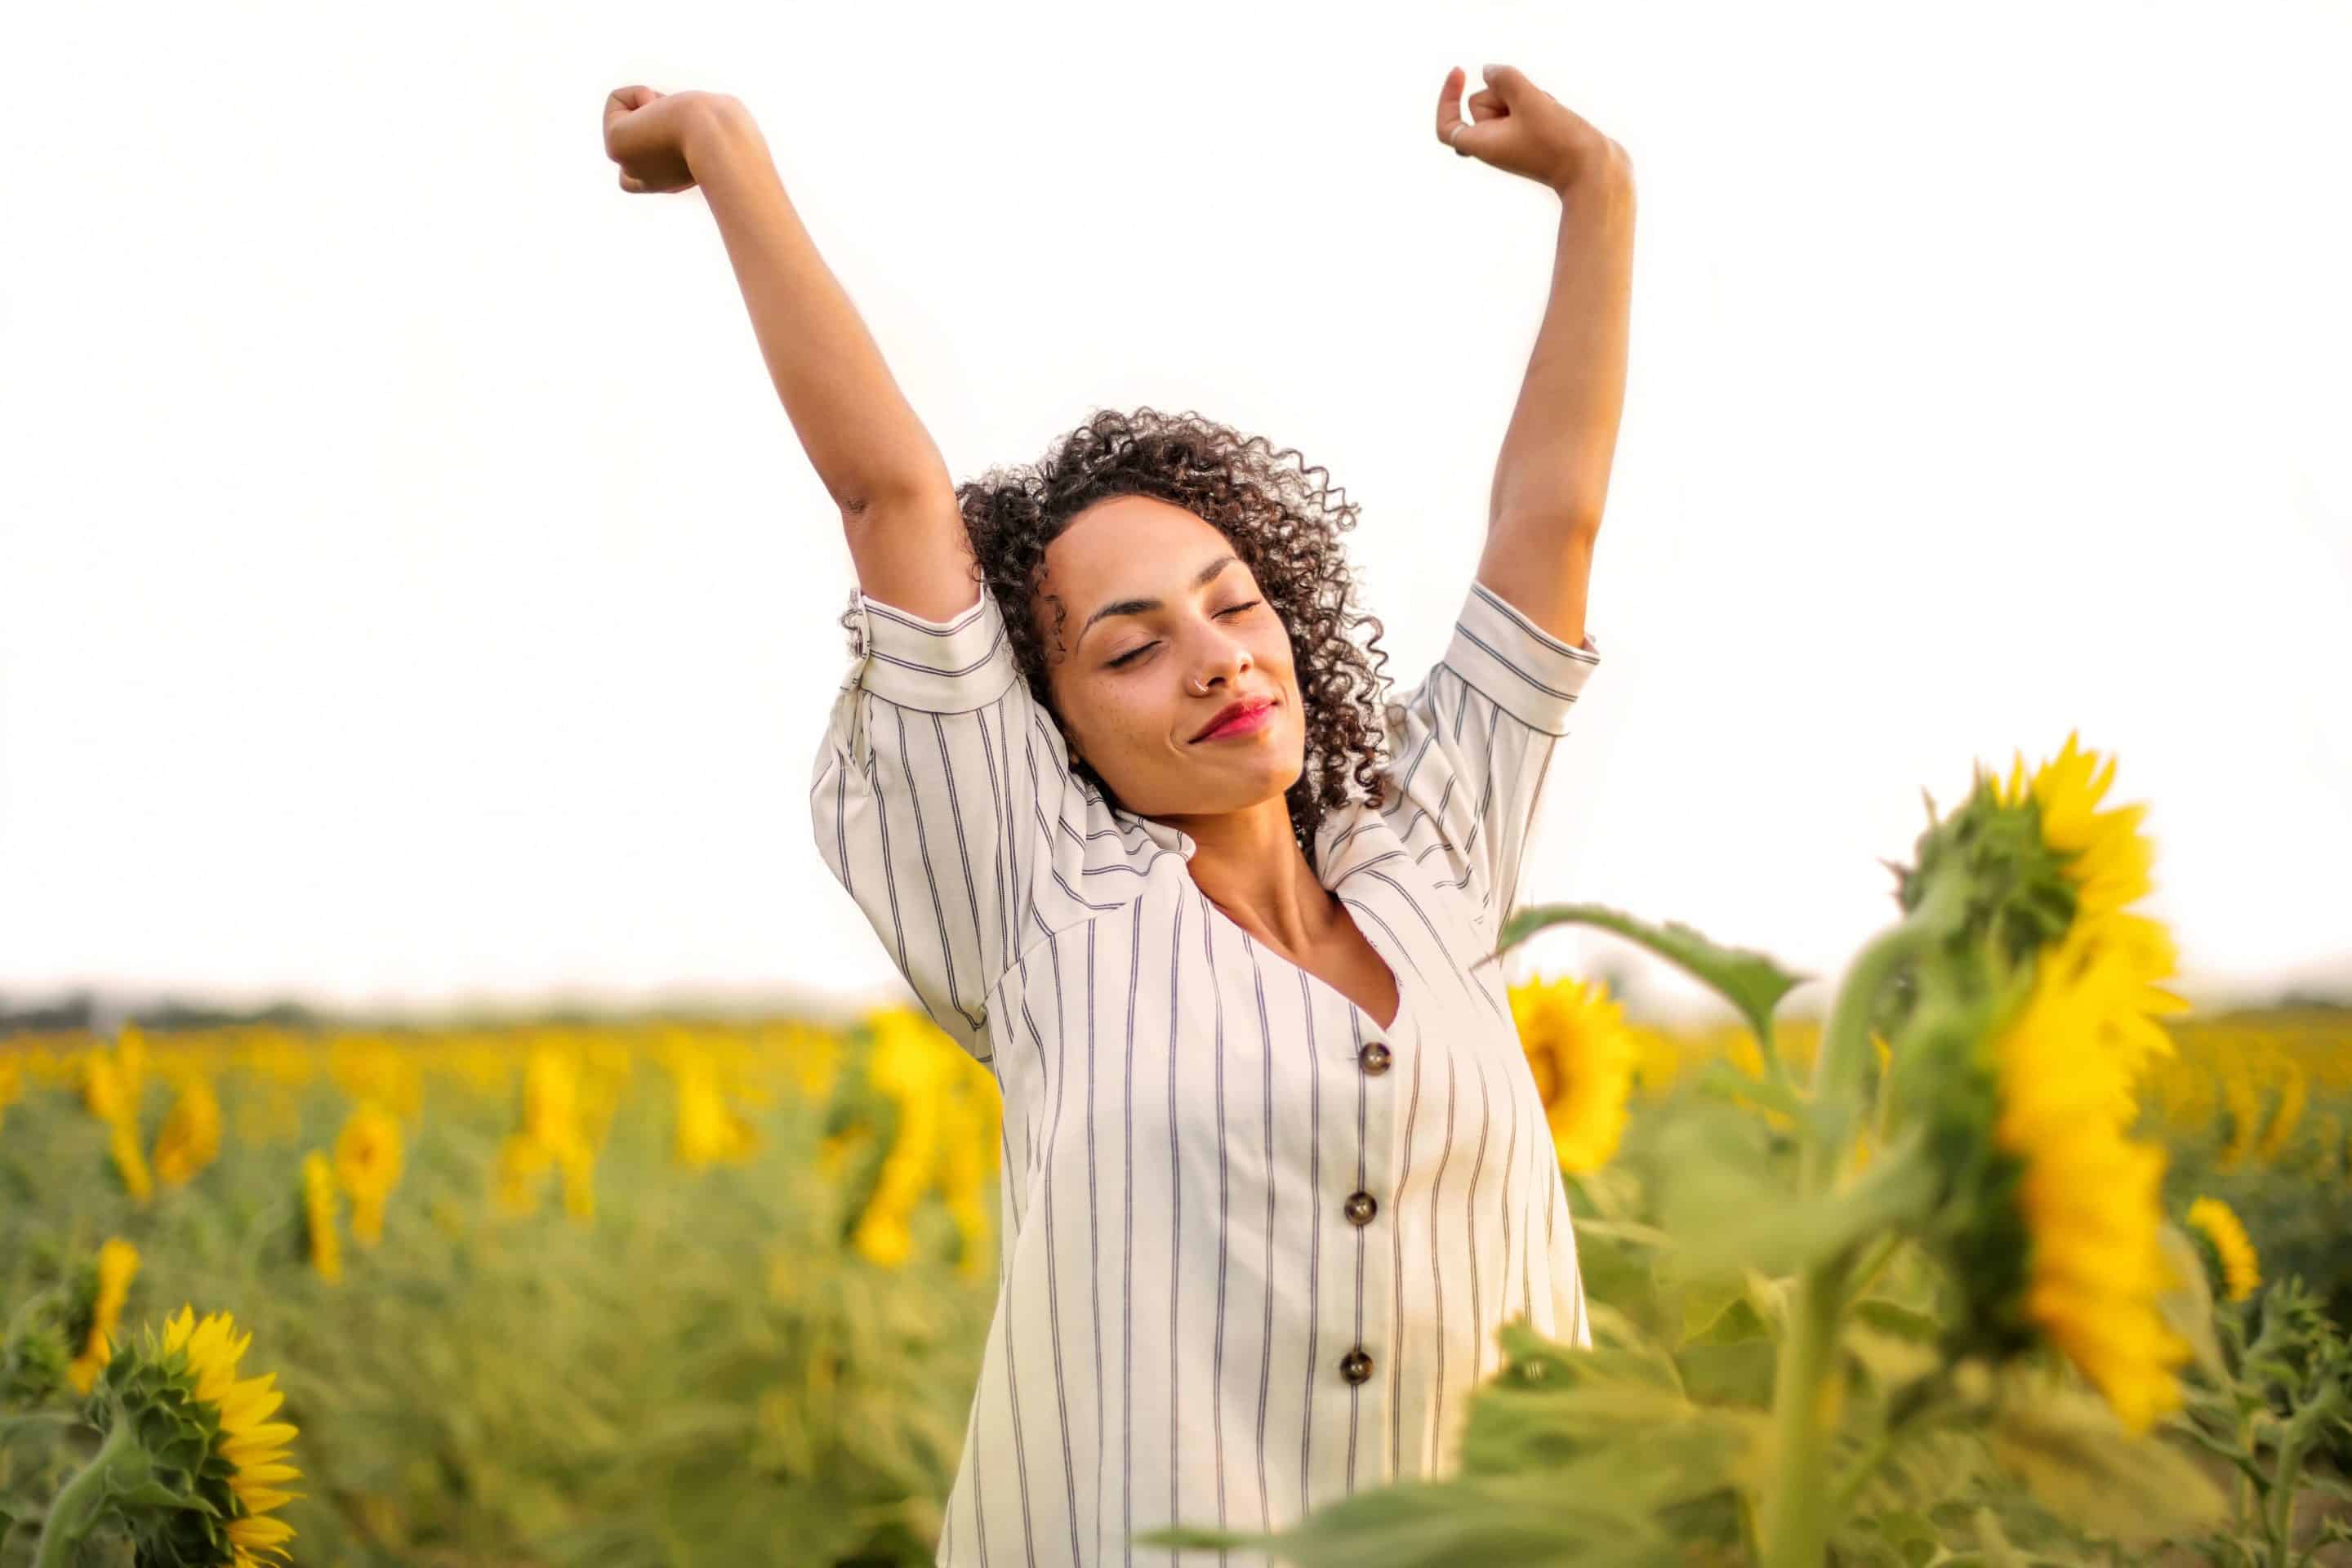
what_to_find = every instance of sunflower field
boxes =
[4,731,2350,1567]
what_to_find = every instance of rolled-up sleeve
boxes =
[1378,577,1603,929]
[811,588,1066,1062]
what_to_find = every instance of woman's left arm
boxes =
[1438,65,1637,651]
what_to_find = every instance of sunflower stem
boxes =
[33,1412,144,1568]
[1760,891,1955,1568]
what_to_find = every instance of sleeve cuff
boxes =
[1441,577,1601,736]
[853,588,1022,712]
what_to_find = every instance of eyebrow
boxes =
[1077,555,1242,649]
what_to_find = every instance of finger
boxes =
[604,87,648,140]
[1420,65,1458,153]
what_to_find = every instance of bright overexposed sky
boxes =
[6,2,2348,1027]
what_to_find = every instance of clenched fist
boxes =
[602,86,728,194]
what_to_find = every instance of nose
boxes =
[1189,626,1252,693]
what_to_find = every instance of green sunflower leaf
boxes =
[2152,1223,2228,1387]
[1136,1470,1685,1567]
[1481,902,1810,1043]
[1984,1386,2227,1542]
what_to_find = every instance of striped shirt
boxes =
[810,573,1603,1567]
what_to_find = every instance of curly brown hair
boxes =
[841,407,1402,871]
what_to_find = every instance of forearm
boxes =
[1487,167,1637,538]
[684,100,952,513]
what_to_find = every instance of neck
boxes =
[1168,794,1335,954]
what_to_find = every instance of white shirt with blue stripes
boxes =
[812,573,1602,1567]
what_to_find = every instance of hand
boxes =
[603,85,726,194]
[1435,65,1628,194]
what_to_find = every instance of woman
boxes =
[604,63,1633,1566]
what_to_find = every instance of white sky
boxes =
[6,2,2348,1028]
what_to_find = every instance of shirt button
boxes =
[1357,1041,1392,1076]
[1343,1190,1378,1226]
[1339,1348,1374,1384]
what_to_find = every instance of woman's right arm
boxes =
[675,94,980,622]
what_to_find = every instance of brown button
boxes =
[1339,1348,1374,1384]
[1343,1190,1378,1226]
[1357,1041,1392,1076]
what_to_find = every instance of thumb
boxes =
[1480,64,1526,102]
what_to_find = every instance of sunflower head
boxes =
[2184,1196,2261,1304]
[864,1007,959,1099]
[82,1053,134,1125]
[96,1304,301,1567]
[65,1237,141,1396]
[672,1053,761,1169]
[332,1101,405,1204]
[521,1042,581,1145]
[154,1076,225,1188]
[1894,737,2196,1433]
[301,1150,344,1284]
[1508,973,1638,1174]
[1989,731,2189,1086]
[1991,730,2156,928]
[1922,904,2190,1433]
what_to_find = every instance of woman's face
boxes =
[1035,495,1304,822]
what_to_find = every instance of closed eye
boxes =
[1106,600,1262,669]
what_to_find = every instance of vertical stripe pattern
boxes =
[811,575,1603,1565]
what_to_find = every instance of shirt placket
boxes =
[1335,985,1409,1481]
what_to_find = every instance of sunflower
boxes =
[333,1102,404,1245]
[2185,1196,2261,1303]
[153,1074,225,1188]
[1509,974,1638,1174]
[673,1052,760,1169]
[1993,729,2191,1093]
[937,1070,1004,1281]
[157,1306,301,1567]
[522,1041,582,1148]
[852,1090,940,1269]
[68,1307,302,1567]
[301,1150,344,1284]
[82,1052,131,1123]
[109,1120,156,1205]
[1989,920,2189,1433]
[65,1238,140,1395]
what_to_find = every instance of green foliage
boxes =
[1486,902,1810,1055]
[0,1036,996,1568]
[8,988,2350,1566]
[2170,1276,2352,1567]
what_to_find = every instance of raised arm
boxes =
[606,87,976,621]
[1436,65,1636,653]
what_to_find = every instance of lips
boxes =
[1192,695,1276,742]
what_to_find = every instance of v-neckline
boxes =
[1123,795,1412,1039]
[1186,864,1412,1040]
